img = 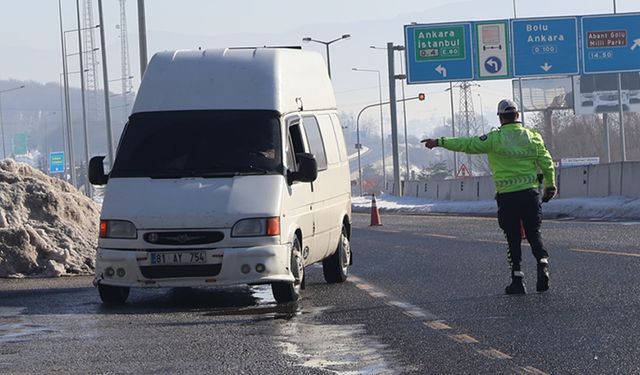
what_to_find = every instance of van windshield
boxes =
[110,110,283,178]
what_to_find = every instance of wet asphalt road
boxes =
[1,213,640,374]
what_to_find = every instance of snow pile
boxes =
[353,193,640,220]
[0,159,100,277]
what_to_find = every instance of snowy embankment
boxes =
[0,160,100,278]
[352,193,640,221]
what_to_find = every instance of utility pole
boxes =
[137,0,148,77]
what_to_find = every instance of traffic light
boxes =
[418,93,426,101]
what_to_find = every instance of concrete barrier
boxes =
[558,166,588,198]
[621,161,640,197]
[401,161,638,201]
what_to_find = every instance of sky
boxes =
[2,0,639,137]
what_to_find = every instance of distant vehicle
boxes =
[89,47,352,305]
[578,72,640,112]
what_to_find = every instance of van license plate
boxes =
[149,251,207,265]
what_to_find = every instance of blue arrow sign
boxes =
[49,152,65,174]
[511,17,579,77]
[404,22,474,83]
[582,13,640,74]
[484,57,503,73]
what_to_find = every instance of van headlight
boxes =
[99,220,137,239]
[231,217,280,237]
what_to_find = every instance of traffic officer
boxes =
[421,99,557,294]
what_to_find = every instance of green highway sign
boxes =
[414,25,466,61]
[406,22,475,83]
[12,133,28,155]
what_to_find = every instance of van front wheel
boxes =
[322,224,350,283]
[271,237,304,303]
[98,284,130,305]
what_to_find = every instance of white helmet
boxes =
[497,99,518,115]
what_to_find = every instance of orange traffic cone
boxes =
[370,193,383,226]
[520,219,526,240]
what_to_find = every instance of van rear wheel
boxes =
[322,224,350,283]
[271,237,304,303]
[98,284,130,305]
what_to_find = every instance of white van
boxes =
[89,47,352,305]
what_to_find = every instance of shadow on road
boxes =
[0,279,299,318]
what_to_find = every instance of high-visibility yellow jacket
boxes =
[439,122,556,193]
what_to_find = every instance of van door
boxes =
[282,115,316,264]
[301,114,335,260]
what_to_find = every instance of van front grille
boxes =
[140,264,222,279]
[144,231,224,245]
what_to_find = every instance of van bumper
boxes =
[93,244,294,288]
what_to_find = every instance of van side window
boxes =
[329,114,348,162]
[317,115,340,165]
[285,134,296,172]
[288,121,305,172]
[302,115,328,171]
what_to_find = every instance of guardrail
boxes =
[399,161,640,200]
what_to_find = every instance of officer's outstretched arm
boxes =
[439,133,494,155]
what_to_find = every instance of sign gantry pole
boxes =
[387,42,402,196]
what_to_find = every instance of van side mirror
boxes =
[288,153,317,184]
[89,156,109,185]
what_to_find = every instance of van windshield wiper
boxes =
[146,166,272,178]
[148,170,237,179]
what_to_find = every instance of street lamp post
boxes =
[396,49,411,185]
[98,0,115,169]
[356,95,425,196]
[0,85,26,159]
[58,0,77,187]
[477,93,485,133]
[302,34,351,79]
[352,67,386,190]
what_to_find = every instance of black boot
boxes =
[505,271,526,295]
[536,259,550,292]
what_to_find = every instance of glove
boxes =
[541,186,557,203]
[420,138,439,149]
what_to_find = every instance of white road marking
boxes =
[571,248,640,258]
[349,275,547,372]
[425,233,458,239]
[424,321,452,330]
[449,334,479,344]
[516,366,550,375]
[477,349,512,360]
[368,291,388,298]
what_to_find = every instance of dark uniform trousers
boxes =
[496,188,549,273]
